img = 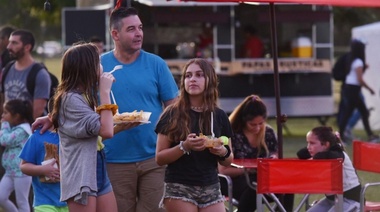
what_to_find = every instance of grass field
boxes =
[6,56,373,212]
[39,56,62,80]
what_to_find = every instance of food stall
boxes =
[62,1,335,123]
[134,1,335,122]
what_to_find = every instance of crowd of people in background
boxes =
[0,4,378,212]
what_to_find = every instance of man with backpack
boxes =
[0,29,52,120]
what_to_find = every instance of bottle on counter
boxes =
[291,36,312,58]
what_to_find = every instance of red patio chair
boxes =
[353,140,380,212]
[256,158,344,212]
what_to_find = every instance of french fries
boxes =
[40,142,59,183]
[199,133,224,148]
[113,110,144,122]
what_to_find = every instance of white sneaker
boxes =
[344,128,353,140]
[369,135,380,143]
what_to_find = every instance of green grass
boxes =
[37,56,62,80]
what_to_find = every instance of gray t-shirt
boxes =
[2,62,51,102]
[58,92,100,201]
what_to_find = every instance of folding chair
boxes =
[256,158,344,212]
[218,173,237,212]
[353,140,380,212]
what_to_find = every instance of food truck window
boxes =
[137,5,230,59]
[234,4,331,59]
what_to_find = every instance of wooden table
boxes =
[231,159,258,190]
[232,159,258,169]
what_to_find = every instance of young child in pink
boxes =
[0,99,33,212]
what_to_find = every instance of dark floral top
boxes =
[232,125,278,159]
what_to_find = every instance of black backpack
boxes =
[332,53,350,81]
[1,60,59,99]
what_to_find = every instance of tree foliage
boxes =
[0,0,75,43]
[333,7,380,46]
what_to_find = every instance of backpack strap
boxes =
[1,60,16,93]
[26,63,45,97]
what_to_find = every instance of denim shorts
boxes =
[96,149,112,196]
[160,182,224,208]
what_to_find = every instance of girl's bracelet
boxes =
[96,104,118,116]
[218,145,231,161]
[179,141,190,155]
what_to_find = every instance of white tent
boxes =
[352,22,380,130]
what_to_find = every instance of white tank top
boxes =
[345,58,363,86]
[342,151,360,191]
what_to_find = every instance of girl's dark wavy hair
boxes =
[346,39,366,73]
[311,126,344,151]
[4,99,33,125]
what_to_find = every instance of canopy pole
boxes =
[269,3,283,159]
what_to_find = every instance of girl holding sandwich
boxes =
[155,58,233,212]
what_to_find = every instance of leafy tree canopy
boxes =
[0,0,75,44]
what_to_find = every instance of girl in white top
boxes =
[297,126,361,212]
[338,39,378,143]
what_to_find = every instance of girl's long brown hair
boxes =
[161,58,219,142]
[229,94,269,157]
[51,43,100,129]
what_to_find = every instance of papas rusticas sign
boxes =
[166,59,331,75]
[233,59,331,74]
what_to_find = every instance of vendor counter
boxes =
[166,58,335,121]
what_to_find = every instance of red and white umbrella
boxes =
[182,0,380,7]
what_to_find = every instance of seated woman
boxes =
[218,94,293,212]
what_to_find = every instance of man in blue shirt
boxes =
[101,7,178,212]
